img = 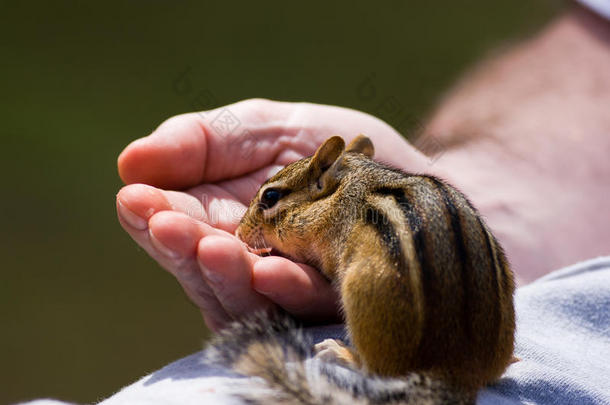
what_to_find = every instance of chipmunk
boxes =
[206,135,516,405]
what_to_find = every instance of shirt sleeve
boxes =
[576,0,610,20]
[479,256,610,404]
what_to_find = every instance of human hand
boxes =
[116,99,431,331]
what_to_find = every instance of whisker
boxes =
[245,229,272,256]
[260,236,272,257]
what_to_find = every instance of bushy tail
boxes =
[204,313,473,405]
[205,313,318,404]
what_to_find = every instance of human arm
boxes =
[423,4,610,282]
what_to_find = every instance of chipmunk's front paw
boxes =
[314,339,361,369]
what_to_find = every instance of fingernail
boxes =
[202,268,224,286]
[197,260,225,286]
[253,286,274,296]
[149,229,180,259]
[117,200,148,230]
[251,273,274,296]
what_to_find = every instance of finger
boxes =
[118,99,295,189]
[116,193,235,331]
[116,183,211,252]
[115,182,270,331]
[147,211,234,330]
[252,256,341,323]
[117,183,173,230]
[116,182,243,234]
[117,112,208,189]
[116,187,182,271]
[197,236,275,320]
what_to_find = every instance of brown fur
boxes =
[236,135,516,400]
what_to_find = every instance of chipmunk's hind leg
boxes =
[314,338,362,370]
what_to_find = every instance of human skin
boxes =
[116,5,610,332]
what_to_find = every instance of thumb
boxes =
[118,112,207,189]
[118,99,295,189]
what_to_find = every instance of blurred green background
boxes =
[2,1,561,404]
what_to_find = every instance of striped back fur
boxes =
[235,135,516,402]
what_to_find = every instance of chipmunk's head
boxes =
[236,135,374,272]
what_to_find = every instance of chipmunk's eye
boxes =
[260,188,285,210]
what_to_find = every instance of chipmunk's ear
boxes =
[309,136,345,174]
[309,136,346,198]
[345,134,374,158]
